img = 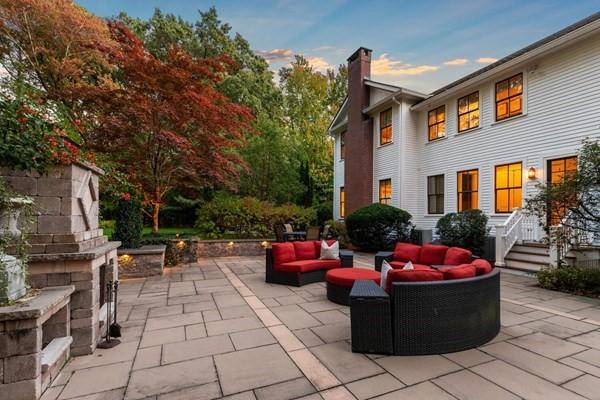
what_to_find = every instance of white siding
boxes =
[370,87,392,105]
[372,104,401,206]
[333,129,345,220]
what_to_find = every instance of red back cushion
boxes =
[386,269,443,291]
[419,244,449,265]
[293,241,318,260]
[313,240,337,257]
[393,243,421,263]
[440,264,476,280]
[472,259,493,276]
[271,243,296,265]
[443,247,473,265]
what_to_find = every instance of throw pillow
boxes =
[283,223,293,233]
[320,240,339,260]
[380,260,392,289]
[403,261,414,270]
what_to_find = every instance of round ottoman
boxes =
[326,268,381,305]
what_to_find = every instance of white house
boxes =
[330,12,600,271]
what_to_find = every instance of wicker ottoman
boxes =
[325,268,381,305]
[350,280,393,354]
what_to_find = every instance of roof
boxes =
[364,78,401,92]
[363,87,428,115]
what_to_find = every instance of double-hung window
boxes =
[340,187,345,218]
[428,106,445,141]
[340,131,346,160]
[495,163,522,213]
[380,108,392,145]
[496,73,523,121]
[457,169,478,211]
[458,92,479,132]
[379,179,392,205]
[427,175,444,214]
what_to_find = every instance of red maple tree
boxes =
[77,22,254,232]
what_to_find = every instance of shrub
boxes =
[113,198,143,248]
[538,266,600,297]
[324,219,349,248]
[436,210,489,255]
[345,204,414,251]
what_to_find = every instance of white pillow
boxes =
[283,223,293,233]
[402,261,414,270]
[380,260,392,289]
[320,240,339,260]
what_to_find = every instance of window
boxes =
[496,73,523,121]
[340,131,346,160]
[379,179,392,205]
[457,92,479,132]
[380,108,392,145]
[427,175,444,214]
[340,187,345,218]
[457,169,478,211]
[495,163,522,213]
[428,106,445,141]
[548,156,577,225]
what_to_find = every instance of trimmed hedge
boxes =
[436,210,489,255]
[538,266,600,297]
[113,198,143,249]
[345,203,414,251]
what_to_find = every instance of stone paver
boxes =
[49,255,600,400]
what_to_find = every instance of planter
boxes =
[0,197,32,237]
[0,254,27,303]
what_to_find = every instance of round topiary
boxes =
[435,209,489,255]
[345,203,414,251]
[113,198,143,249]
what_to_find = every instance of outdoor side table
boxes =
[349,280,393,354]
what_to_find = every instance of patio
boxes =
[44,254,600,400]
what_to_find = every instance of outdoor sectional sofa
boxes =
[265,241,353,286]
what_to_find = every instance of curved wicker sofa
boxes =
[387,268,500,355]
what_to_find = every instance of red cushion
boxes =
[326,268,381,287]
[443,247,473,265]
[472,259,493,276]
[389,261,432,270]
[419,244,449,265]
[439,264,477,280]
[386,269,443,291]
[313,240,337,257]
[393,243,421,263]
[294,241,318,260]
[277,259,341,273]
[272,243,296,265]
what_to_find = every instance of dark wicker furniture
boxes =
[326,268,381,306]
[305,226,320,240]
[350,280,393,354]
[265,248,353,286]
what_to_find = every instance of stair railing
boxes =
[495,208,542,267]
[549,211,595,266]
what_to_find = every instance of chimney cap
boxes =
[347,47,372,62]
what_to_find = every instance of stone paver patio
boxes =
[42,254,600,400]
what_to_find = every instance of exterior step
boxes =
[511,244,550,256]
[505,251,550,265]
[503,259,546,273]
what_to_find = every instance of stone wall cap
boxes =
[186,238,274,244]
[74,160,105,175]
[0,285,74,321]
[118,245,166,255]
[28,241,121,262]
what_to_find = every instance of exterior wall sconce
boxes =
[528,167,537,180]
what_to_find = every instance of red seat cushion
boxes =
[393,243,421,263]
[313,240,337,257]
[326,268,381,287]
[443,247,472,265]
[386,269,443,291]
[277,259,341,273]
[472,259,493,276]
[389,261,432,270]
[419,244,449,265]
[294,241,318,260]
[272,243,296,265]
[439,264,477,280]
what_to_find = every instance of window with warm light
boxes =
[496,73,523,121]
[458,92,479,132]
[380,108,392,145]
[379,179,392,205]
[548,156,577,225]
[495,162,522,213]
[340,187,345,218]
[427,175,444,214]
[340,131,346,160]
[457,169,478,211]
[428,106,445,141]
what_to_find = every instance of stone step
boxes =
[511,244,550,256]
[503,259,545,273]
[505,251,550,264]
[41,336,72,373]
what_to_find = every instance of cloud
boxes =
[477,57,498,64]
[312,45,336,52]
[443,58,469,66]
[306,56,333,72]
[255,48,294,63]
[372,54,439,76]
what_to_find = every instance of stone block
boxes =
[37,216,72,234]
[72,280,93,291]
[60,197,78,217]
[35,197,61,216]
[28,274,48,289]
[0,377,41,400]
[42,323,69,345]
[53,232,84,243]
[37,178,71,197]
[45,243,80,254]
[72,216,87,233]
[70,272,93,282]
[5,319,38,331]
[28,234,54,245]
[4,353,40,382]
[0,328,42,357]
[29,244,47,254]
[3,176,38,196]
[46,273,71,287]
[0,322,4,332]
[70,289,93,310]
[71,308,92,319]
[71,316,93,330]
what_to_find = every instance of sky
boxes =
[76,0,600,93]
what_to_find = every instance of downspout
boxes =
[391,94,402,210]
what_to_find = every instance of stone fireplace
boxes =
[1,162,120,356]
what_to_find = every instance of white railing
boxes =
[549,211,596,266]
[495,208,542,267]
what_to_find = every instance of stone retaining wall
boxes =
[189,239,271,258]
[118,245,166,278]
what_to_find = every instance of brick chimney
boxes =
[344,47,373,215]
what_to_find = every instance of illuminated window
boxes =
[427,175,444,214]
[496,73,523,121]
[428,106,446,141]
[379,179,392,205]
[340,132,346,160]
[340,187,345,218]
[380,108,392,145]
[548,157,577,225]
[458,92,479,132]
[495,163,522,213]
[457,169,478,211]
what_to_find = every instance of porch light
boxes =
[527,167,537,180]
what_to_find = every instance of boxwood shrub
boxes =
[436,209,489,255]
[538,266,600,297]
[345,203,414,251]
[113,198,143,249]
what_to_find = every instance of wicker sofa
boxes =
[265,241,353,286]
[375,242,480,271]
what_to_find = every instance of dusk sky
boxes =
[76,0,599,93]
